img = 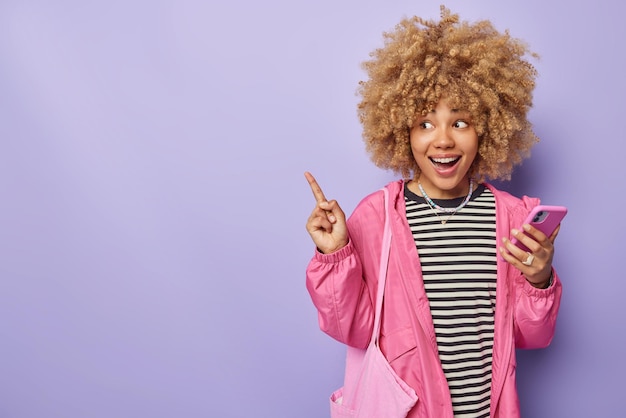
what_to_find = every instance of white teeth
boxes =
[431,157,459,163]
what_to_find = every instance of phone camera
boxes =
[533,211,547,223]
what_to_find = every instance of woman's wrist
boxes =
[526,270,554,289]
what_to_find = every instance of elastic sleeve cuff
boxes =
[313,240,354,263]
[523,268,560,296]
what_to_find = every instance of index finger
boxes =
[304,171,327,203]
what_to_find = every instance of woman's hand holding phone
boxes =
[499,205,567,288]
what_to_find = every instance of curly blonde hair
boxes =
[357,6,539,181]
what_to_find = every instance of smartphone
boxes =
[511,205,568,252]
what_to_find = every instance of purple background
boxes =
[0,1,623,417]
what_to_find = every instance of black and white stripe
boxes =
[405,184,497,418]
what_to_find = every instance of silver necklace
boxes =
[417,179,475,224]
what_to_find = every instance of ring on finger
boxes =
[522,252,535,266]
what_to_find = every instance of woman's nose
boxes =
[433,128,455,148]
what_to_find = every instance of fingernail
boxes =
[511,229,519,236]
[522,224,531,231]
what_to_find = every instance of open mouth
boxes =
[429,156,460,169]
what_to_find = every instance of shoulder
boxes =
[352,179,404,216]
[485,183,541,220]
[347,180,404,234]
[344,180,404,254]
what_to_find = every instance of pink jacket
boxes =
[306,180,562,418]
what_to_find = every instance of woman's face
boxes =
[409,100,478,199]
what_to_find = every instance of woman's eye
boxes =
[420,121,434,129]
[454,120,469,128]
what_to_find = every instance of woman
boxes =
[304,7,562,418]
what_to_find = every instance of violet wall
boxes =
[1,1,623,417]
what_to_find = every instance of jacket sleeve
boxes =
[512,196,563,349]
[305,193,386,349]
[305,241,374,349]
[514,270,562,348]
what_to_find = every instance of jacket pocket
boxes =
[379,326,417,364]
